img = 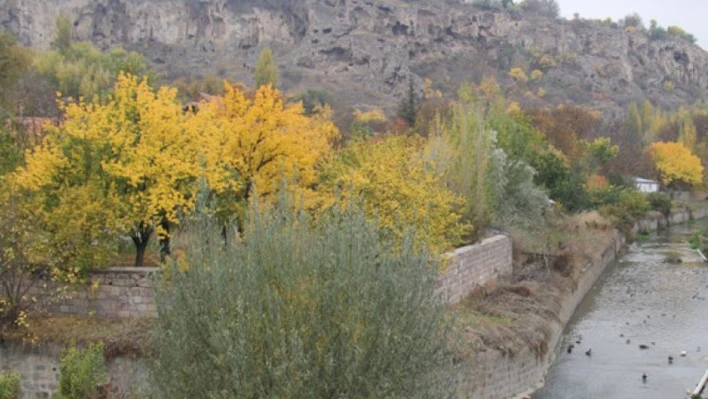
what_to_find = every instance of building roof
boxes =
[632,177,660,184]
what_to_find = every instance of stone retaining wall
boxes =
[0,344,146,399]
[29,236,513,317]
[437,235,513,305]
[634,207,708,234]
[27,267,159,318]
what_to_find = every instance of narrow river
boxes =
[533,220,708,399]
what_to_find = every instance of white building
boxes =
[632,177,660,193]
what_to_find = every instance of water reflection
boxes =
[533,221,708,399]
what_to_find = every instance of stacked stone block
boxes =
[436,235,513,305]
[26,267,159,318]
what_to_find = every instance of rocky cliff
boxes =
[3,0,708,115]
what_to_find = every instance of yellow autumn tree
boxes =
[319,135,469,254]
[509,67,529,82]
[185,83,337,224]
[647,141,703,189]
[16,73,200,266]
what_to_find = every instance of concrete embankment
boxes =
[453,206,708,399]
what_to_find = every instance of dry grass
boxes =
[112,251,159,267]
[2,315,153,359]
[452,212,617,359]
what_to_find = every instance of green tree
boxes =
[679,117,698,151]
[51,15,73,55]
[150,201,454,399]
[36,18,149,101]
[626,102,643,137]
[398,78,418,128]
[432,91,496,233]
[254,46,278,88]
[532,149,588,212]
[0,32,32,109]
[0,116,25,176]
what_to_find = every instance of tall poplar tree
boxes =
[254,47,278,88]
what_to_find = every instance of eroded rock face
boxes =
[2,0,708,113]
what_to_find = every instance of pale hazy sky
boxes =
[557,0,708,49]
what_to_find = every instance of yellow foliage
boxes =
[647,141,703,188]
[509,67,529,82]
[462,76,505,113]
[537,87,547,98]
[530,69,544,80]
[423,78,442,99]
[185,83,338,218]
[506,101,522,114]
[16,73,199,265]
[319,135,468,254]
[663,80,675,92]
[353,108,387,123]
[667,25,686,35]
[539,55,557,68]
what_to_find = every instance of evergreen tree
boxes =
[398,78,418,128]
[254,47,279,89]
[51,15,73,55]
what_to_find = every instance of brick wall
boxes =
[27,267,159,318]
[436,235,513,305]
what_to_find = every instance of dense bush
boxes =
[647,192,672,217]
[600,189,650,230]
[689,229,708,254]
[56,343,107,399]
[0,372,20,399]
[531,149,589,212]
[621,13,644,29]
[150,201,454,399]
[521,0,560,19]
[488,149,550,228]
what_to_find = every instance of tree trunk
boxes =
[159,217,170,263]
[132,224,152,267]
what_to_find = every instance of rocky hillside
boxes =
[3,0,708,115]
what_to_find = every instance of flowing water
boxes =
[533,220,708,399]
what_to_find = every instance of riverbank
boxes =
[450,205,708,399]
[2,206,707,399]
[533,218,708,398]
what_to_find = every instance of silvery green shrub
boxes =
[150,201,455,399]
